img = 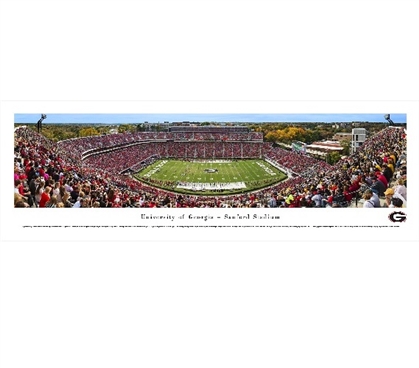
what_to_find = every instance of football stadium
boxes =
[13,122,407,208]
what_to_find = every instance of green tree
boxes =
[79,127,99,137]
[326,151,341,165]
[265,131,278,142]
[340,139,351,156]
[118,124,136,133]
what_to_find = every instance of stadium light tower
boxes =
[37,114,47,133]
[384,114,394,126]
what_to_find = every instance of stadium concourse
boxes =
[14,125,406,208]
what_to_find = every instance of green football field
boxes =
[134,159,287,195]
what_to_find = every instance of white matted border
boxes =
[2,100,417,242]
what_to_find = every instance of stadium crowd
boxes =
[14,125,406,208]
[264,145,332,176]
[57,131,263,162]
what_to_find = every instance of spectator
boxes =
[362,189,375,208]
[382,187,394,208]
[393,177,407,201]
[370,176,386,197]
[34,179,45,206]
[39,186,52,208]
[45,195,58,208]
[391,197,403,208]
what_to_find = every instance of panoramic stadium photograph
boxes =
[13,113,407,209]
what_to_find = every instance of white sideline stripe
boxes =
[176,182,247,191]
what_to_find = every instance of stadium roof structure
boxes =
[307,141,344,151]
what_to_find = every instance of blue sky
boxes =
[14,113,406,124]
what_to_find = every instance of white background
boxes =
[1,1,418,368]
